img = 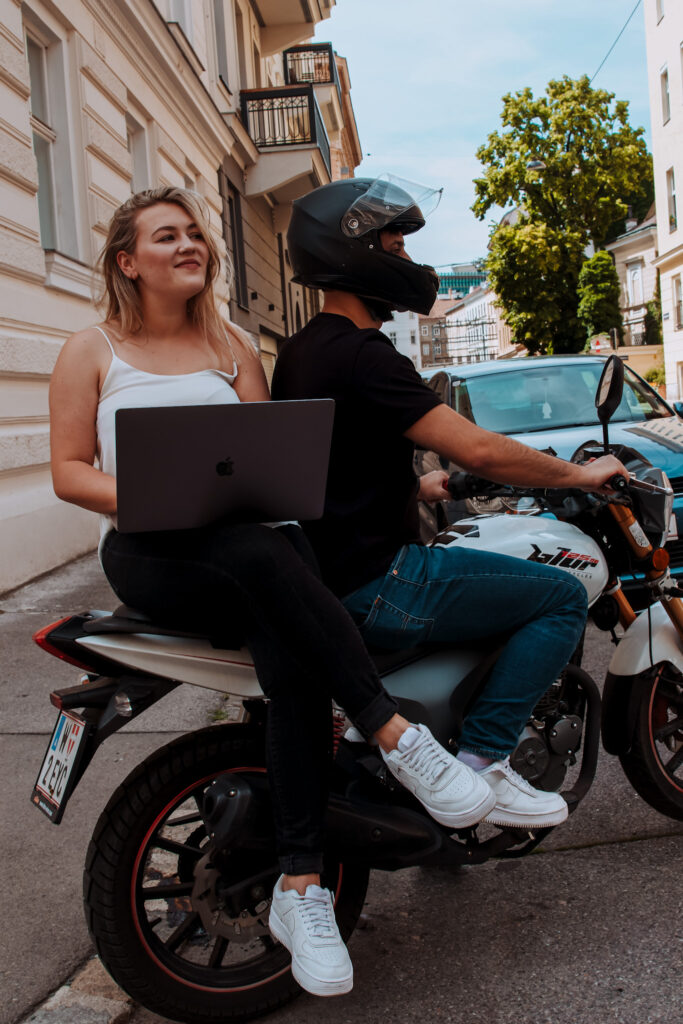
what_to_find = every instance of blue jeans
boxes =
[342,543,588,760]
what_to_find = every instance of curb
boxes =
[20,957,134,1024]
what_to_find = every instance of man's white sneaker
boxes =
[480,757,568,828]
[269,876,353,997]
[380,724,496,828]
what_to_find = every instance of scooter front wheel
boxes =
[619,663,683,821]
[83,723,369,1024]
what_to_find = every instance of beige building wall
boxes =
[0,0,358,593]
[644,0,683,399]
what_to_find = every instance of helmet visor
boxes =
[340,174,443,239]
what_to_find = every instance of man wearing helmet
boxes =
[272,176,627,828]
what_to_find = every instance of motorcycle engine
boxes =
[509,681,583,792]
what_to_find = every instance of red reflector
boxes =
[33,617,96,672]
[652,548,670,571]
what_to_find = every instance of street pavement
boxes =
[2,553,682,1024]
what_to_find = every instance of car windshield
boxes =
[451,363,671,434]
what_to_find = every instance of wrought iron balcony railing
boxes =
[283,42,341,105]
[240,85,331,178]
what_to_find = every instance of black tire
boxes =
[83,724,369,1024]
[619,663,683,821]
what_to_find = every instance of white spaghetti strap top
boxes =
[95,325,240,544]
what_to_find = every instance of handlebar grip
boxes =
[608,474,628,492]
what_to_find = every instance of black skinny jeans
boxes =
[101,521,398,875]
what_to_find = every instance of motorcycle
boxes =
[29,355,683,1024]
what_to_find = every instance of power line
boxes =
[590,0,642,83]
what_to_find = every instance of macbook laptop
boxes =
[115,399,335,533]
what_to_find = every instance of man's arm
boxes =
[406,404,627,493]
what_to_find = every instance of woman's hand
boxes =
[417,470,450,504]
[49,328,117,515]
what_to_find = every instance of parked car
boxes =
[420,355,683,603]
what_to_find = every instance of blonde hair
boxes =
[97,186,251,360]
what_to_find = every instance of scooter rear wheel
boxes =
[83,723,369,1024]
[619,663,683,821]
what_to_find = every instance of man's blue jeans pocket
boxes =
[344,547,434,650]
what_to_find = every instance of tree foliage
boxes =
[577,250,623,343]
[472,76,651,353]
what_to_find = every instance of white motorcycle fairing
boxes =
[433,514,608,606]
[607,601,683,677]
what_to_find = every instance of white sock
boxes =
[457,750,493,771]
[397,725,421,752]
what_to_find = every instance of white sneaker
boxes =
[380,723,496,828]
[269,876,353,997]
[480,757,568,828]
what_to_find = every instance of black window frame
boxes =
[218,169,248,311]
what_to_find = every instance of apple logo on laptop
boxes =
[216,456,234,477]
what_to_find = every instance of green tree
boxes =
[472,76,651,353]
[644,272,663,346]
[577,250,623,344]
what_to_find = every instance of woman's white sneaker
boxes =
[269,876,353,997]
[480,757,568,828]
[380,723,496,828]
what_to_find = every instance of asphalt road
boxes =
[2,553,682,1024]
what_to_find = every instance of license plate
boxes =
[31,711,89,823]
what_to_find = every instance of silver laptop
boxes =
[115,399,335,533]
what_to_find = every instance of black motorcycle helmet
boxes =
[287,176,440,317]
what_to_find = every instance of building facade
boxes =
[0,0,360,592]
[442,284,516,364]
[385,310,421,369]
[436,262,486,298]
[644,0,683,399]
[418,298,460,367]
[604,204,664,380]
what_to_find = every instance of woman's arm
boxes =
[227,323,271,402]
[49,329,117,514]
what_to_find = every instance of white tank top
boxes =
[95,325,239,543]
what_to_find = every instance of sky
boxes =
[313,0,651,268]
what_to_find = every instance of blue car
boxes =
[421,355,683,600]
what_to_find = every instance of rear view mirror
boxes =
[595,355,624,453]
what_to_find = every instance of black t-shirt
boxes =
[271,312,442,597]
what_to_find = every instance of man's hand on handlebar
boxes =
[418,470,451,504]
[576,455,629,495]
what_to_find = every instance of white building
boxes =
[644,0,683,398]
[385,310,421,369]
[0,0,360,593]
[446,283,515,363]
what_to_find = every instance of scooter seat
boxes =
[82,605,243,650]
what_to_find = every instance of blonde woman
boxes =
[49,187,494,997]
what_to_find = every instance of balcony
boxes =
[241,85,331,204]
[283,43,343,142]
[258,0,336,56]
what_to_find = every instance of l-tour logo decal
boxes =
[528,544,599,572]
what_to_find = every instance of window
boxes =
[675,275,683,330]
[421,325,428,336]
[432,325,440,337]
[126,114,149,192]
[170,0,193,42]
[627,262,643,307]
[434,343,442,356]
[388,331,397,346]
[213,0,231,91]
[410,331,416,345]
[26,32,56,249]
[408,311,415,319]
[25,26,78,258]
[661,68,671,124]
[667,168,677,232]
[218,169,248,310]
[422,344,430,356]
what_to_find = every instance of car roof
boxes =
[420,355,609,381]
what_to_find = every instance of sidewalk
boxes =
[0,553,223,1024]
